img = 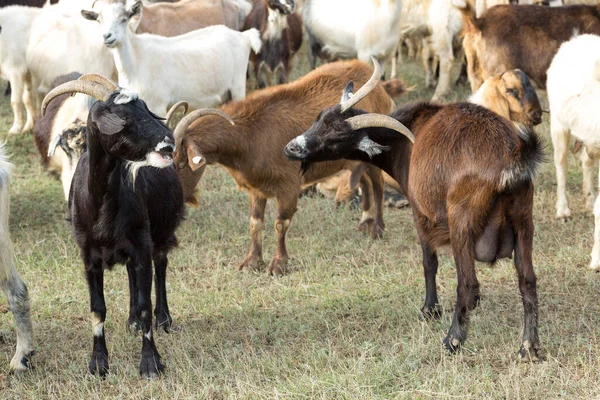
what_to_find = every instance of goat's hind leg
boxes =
[511,186,541,361]
[268,193,298,276]
[153,250,173,332]
[126,260,141,333]
[551,120,571,219]
[239,194,267,272]
[0,246,34,372]
[86,262,109,377]
[589,192,600,271]
[581,148,595,212]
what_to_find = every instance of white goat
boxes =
[26,6,116,113]
[0,144,34,372]
[302,0,403,76]
[0,6,42,134]
[82,1,261,115]
[547,34,600,270]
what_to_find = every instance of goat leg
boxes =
[136,257,164,379]
[126,260,141,333]
[239,195,267,272]
[268,195,297,276]
[366,165,385,239]
[153,251,172,332]
[419,241,442,321]
[86,264,109,377]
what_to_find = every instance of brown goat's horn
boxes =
[78,73,120,92]
[340,57,382,113]
[41,81,112,116]
[173,108,235,149]
[166,101,189,128]
[346,113,415,143]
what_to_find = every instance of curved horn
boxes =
[165,101,189,128]
[41,81,112,116]
[78,73,120,91]
[346,113,415,143]
[173,108,235,149]
[340,57,382,113]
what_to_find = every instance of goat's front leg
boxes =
[135,255,164,378]
[153,250,172,332]
[239,194,267,272]
[581,148,595,212]
[126,260,140,333]
[0,239,34,372]
[512,186,541,360]
[86,263,109,377]
[590,193,600,271]
[366,166,385,239]
[268,193,298,276]
[551,120,571,219]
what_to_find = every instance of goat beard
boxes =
[299,159,312,176]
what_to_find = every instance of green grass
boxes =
[0,53,599,399]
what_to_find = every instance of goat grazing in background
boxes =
[41,74,185,378]
[0,144,34,372]
[34,72,91,200]
[547,34,600,270]
[82,1,261,116]
[243,0,303,88]
[172,60,394,276]
[285,58,543,360]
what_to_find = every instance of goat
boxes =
[302,0,403,77]
[456,3,600,92]
[33,72,90,200]
[0,144,34,373]
[547,34,600,269]
[0,6,42,133]
[285,58,543,359]
[82,1,261,116]
[41,74,185,378]
[243,0,302,88]
[172,60,394,276]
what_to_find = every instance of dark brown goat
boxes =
[458,3,600,91]
[243,0,303,88]
[172,60,395,276]
[284,59,544,359]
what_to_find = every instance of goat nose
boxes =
[103,33,111,40]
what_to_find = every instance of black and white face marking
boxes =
[267,0,295,15]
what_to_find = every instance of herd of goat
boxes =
[0,0,599,381]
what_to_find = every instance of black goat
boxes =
[285,59,543,360]
[41,74,185,378]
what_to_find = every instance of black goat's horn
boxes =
[78,73,120,92]
[173,108,235,149]
[340,57,382,113]
[41,81,112,116]
[346,113,415,143]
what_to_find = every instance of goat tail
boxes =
[242,28,262,55]
[500,125,546,191]
[452,0,477,36]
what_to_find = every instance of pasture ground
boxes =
[0,50,599,399]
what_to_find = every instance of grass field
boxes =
[0,52,599,399]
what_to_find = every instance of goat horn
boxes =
[78,73,120,91]
[346,113,415,143]
[41,81,112,116]
[166,101,189,128]
[173,108,235,149]
[340,57,382,113]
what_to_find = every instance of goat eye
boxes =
[506,89,518,97]
[120,18,128,23]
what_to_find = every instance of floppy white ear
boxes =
[358,137,389,158]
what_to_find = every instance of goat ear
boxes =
[358,137,390,159]
[341,81,354,103]
[81,10,99,21]
[128,1,142,18]
[187,143,206,171]
[92,112,126,135]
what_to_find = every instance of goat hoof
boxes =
[139,352,164,379]
[9,350,35,373]
[127,316,142,334]
[8,125,22,135]
[420,304,442,320]
[370,224,384,239]
[88,351,109,377]
[358,218,373,234]
[267,258,287,277]
[155,313,174,333]
[238,256,264,272]
[518,341,541,362]
[443,335,462,354]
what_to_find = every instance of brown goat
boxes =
[123,0,246,36]
[285,59,544,359]
[458,3,600,91]
[243,0,303,88]
[172,60,394,276]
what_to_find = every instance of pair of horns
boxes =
[41,74,120,116]
[340,57,414,143]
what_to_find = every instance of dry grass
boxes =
[0,50,599,400]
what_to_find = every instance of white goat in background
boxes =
[547,34,600,270]
[82,0,261,115]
